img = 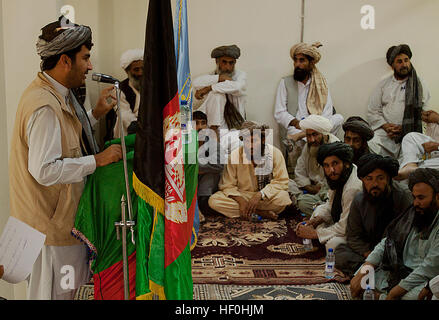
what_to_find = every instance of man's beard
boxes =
[293,67,311,82]
[353,144,369,164]
[326,164,353,190]
[128,73,142,91]
[413,199,438,232]
[215,66,234,78]
[363,183,391,203]
[394,65,412,80]
[244,143,266,164]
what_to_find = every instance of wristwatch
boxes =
[260,190,266,200]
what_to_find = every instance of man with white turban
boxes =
[8,17,123,300]
[274,42,344,177]
[106,48,144,139]
[193,44,246,156]
[289,115,340,217]
[367,44,431,160]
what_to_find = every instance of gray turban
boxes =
[408,168,439,193]
[386,44,412,66]
[357,153,399,178]
[342,116,374,141]
[36,21,92,59]
[317,142,353,166]
[211,45,241,59]
[240,121,269,136]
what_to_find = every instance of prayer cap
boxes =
[36,16,92,59]
[317,142,353,166]
[342,116,374,141]
[300,114,333,135]
[290,42,322,64]
[357,153,399,178]
[211,45,241,59]
[120,48,144,70]
[386,44,412,66]
[408,168,439,193]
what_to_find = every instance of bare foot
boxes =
[394,163,418,181]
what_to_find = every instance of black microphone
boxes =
[92,72,119,84]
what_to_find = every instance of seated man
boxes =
[194,111,225,221]
[209,121,292,220]
[106,48,144,139]
[350,168,439,300]
[397,110,439,180]
[295,142,362,251]
[335,154,412,277]
[342,116,374,165]
[274,42,343,176]
[193,44,246,156]
[367,44,431,160]
[289,115,340,217]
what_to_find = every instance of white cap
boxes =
[120,48,144,70]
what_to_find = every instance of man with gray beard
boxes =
[106,48,144,139]
[193,45,246,155]
[335,154,412,278]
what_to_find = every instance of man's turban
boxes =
[342,116,374,141]
[317,142,354,166]
[211,45,241,59]
[300,115,333,135]
[240,121,269,137]
[357,153,399,178]
[290,42,322,64]
[120,48,144,70]
[408,168,439,193]
[386,44,412,66]
[36,17,92,59]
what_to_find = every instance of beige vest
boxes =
[9,72,85,246]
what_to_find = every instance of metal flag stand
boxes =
[113,80,136,300]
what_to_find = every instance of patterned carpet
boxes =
[193,283,352,300]
[191,210,349,286]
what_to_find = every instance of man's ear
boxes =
[59,54,72,69]
[435,192,439,204]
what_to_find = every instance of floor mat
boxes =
[193,283,352,300]
[191,211,349,285]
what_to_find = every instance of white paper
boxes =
[0,216,46,284]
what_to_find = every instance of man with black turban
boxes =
[367,44,431,161]
[351,168,439,300]
[334,154,412,277]
[8,16,123,300]
[343,116,374,165]
[295,142,362,251]
[193,44,246,157]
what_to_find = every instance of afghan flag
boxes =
[73,135,138,300]
[133,0,195,300]
[174,0,199,250]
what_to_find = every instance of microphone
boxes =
[92,72,120,84]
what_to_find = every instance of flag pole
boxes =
[301,0,305,42]
[113,81,136,300]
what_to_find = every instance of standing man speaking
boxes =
[8,17,122,300]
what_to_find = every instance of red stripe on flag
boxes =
[93,251,137,300]
[165,186,197,268]
[163,93,180,119]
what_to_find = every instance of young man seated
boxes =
[295,142,362,251]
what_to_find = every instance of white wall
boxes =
[0,0,438,299]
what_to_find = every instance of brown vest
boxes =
[9,73,85,246]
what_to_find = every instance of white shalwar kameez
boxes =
[367,75,431,160]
